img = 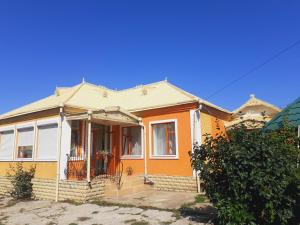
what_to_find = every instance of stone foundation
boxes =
[0,176,105,202]
[147,175,198,192]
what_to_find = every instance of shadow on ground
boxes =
[179,204,217,223]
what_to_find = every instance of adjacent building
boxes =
[225,94,281,130]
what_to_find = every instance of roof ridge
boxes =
[233,96,281,113]
[115,80,166,92]
[63,83,86,105]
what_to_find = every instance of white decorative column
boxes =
[87,111,92,182]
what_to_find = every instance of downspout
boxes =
[55,104,64,202]
[141,122,153,184]
[87,110,92,183]
[142,124,147,176]
[193,103,203,193]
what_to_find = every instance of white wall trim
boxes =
[0,125,15,132]
[149,119,179,160]
[16,122,35,129]
[36,118,59,126]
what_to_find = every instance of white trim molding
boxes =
[149,119,179,160]
[36,117,59,126]
[0,125,15,132]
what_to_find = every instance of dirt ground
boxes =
[0,197,214,225]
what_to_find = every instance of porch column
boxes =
[87,111,92,182]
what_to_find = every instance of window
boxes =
[122,126,142,156]
[37,124,58,160]
[151,121,177,157]
[17,127,34,159]
[0,130,14,160]
[70,121,81,157]
[93,124,111,153]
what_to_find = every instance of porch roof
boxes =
[65,106,141,126]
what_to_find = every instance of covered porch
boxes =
[63,107,142,182]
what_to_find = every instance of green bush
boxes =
[7,162,36,200]
[190,123,299,225]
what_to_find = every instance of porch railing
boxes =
[65,152,123,187]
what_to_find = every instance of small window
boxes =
[17,127,34,159]
[0,130,14,160]
[37,124,58,160]
[152,122,177,157]
[122,126,142,156]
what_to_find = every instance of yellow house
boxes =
[225,94,281,130]
[0,80,231,201]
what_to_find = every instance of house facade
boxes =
[0,80,230,201]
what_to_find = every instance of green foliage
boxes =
[7,162,36,200]
[195,194,206,203]
[190,123,300,225]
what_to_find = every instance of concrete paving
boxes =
[103,190,198,209]
[0,197,212,225]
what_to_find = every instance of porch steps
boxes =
[104,175,151,197]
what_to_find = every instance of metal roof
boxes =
[264,97,300,130]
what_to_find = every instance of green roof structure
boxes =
[264,97,300,130]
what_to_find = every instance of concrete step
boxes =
[104,175,152,197]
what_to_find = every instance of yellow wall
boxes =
[0,162,57,179]
[0,112,59,179]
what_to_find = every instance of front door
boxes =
[91,124,111,177]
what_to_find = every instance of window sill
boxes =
[15,158,34,162]
[120,155,143,160]
[149,156,179,160]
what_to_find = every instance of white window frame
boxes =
[15,122,35,161]
[36,122,59,161]
[149,119,179,160]
[0,126,15,161]
[120,125,144,159]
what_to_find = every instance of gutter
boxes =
[55,104,64,202]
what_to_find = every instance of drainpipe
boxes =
[55,103,64,202]
[193,103,203,193]
[87,110,92,183]
[142,124,147,176]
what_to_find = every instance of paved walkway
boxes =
[103,190,198,209]
[0,197,212,225]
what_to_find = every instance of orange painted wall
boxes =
[201,111,226,141]
[117,104,195,177]
[117,106,228,177]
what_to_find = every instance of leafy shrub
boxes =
[190,123,299,225]
[7,162,36,200]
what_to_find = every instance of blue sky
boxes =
[0,0,300,114]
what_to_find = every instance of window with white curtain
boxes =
[17,127,34,159]
[37,124,58,160]
[0,130,14,160]
[152,122,177,157]
[122,126,142,156]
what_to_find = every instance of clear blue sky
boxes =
[0,0,300,114]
